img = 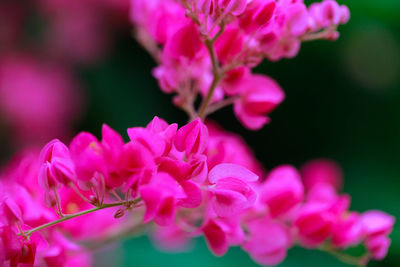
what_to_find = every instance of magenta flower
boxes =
[243,218,291,266]
[260,165,304,218]
[234,74,285,130]
[140,173,186,226]
[208,163,258,217]
[174,118,209,156]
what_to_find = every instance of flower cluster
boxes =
[0,1,395,267]
[0,0,131,147]
[0,117,394,266]
[131,0,350,129]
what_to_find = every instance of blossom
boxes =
[259,165,304,218]
[233,74,285,130]
[243,218,291,266]
[207,163,258,217]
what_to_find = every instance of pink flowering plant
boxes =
[0,1,395,267]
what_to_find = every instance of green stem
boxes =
[205,96,239,116]
[18,199,141,238]
[197,24,225,120]
[318,244,370,267]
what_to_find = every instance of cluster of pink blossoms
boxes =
[131,0,350,129]
[0,0,395,267]
[0,117,395,266]
[0,0,132,147]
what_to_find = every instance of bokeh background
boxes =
[1,0,399,266]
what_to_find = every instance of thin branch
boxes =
[205,96,238,116]
[197,23,226,120]
[18,199,142,238]
[318,244,370,267]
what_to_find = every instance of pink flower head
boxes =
[301,159,343,192]
[0,227,47,267]
[40,231,92,267]
[0,197,23,225]
[277,1,309,37]
[39,139,76,187]
[331,212,363,248]
[359,211,395,238]
[140,172,186,226]
[260,165,304,218]
[308,0,346,30]
[0,226,21,264]
[69,132,106,182]
[128,116,177,158]
[174,118,209,156]
[149,2,187,45]
[215,27,245,65]
[202,218,245,256]
[365,235,391,261]
[208,163,258,217]
[119,141,156,192]
[157,154,208,183]
[196,0,216,15]
[221,67,250,95]
[234,74,285,130]
[294,202,336,247]
[218,0,248,16]
[243,218,291,266]
[239,0,276,32]
[164,22,204,61]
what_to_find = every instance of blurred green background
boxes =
[2,0,400,266]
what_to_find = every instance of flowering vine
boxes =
[0,1,394,267]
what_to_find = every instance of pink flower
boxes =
[365,235,391,260]
[69,132,107,182]
[128,116,177,158]
[174,118,209,156]
[0,197,23,225]
[140,173,186,226]
[294,202,336,247]
[39,139,76,188]
[243,218,291,266]
[260,165,304,218]
[331,213,363,248]
[218,0,248,16]
[239,0,276,32]
[359,211,395,238]
[234,74,285,130]
[215,27,245,65]
[208,163,258,217]
[202,218,245,256]
[301,159,343,192]
[0,226,48,267]
[164,23,204,61]
[157,154,208,183]
[119,142,156,193]
[40,232,92,267]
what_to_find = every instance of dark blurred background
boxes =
[1,0,400,266]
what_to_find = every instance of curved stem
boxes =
[18,199,142,238]
[318,244,370,267]
[197,24,225,120]
[205,96,239,116]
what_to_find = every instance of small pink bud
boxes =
[114,208,125,219]
[174,118,209,156]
